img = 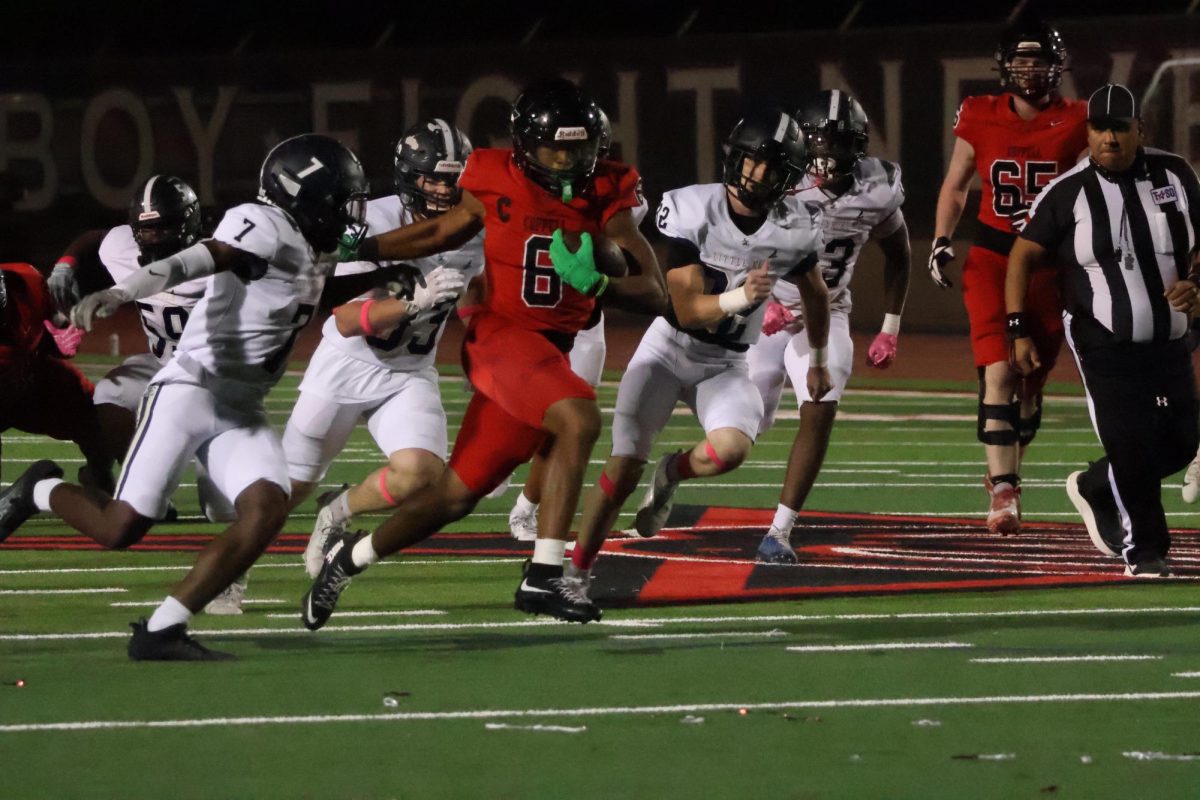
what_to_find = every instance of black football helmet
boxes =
[129,175,203,265]
[258,133,369,253]
[994,19,1067,101]
[723,109,808,212]
[794,90,869,184]
[510,78,605,202]
[394,118,473,218]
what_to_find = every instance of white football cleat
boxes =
[633,451,681,538]
[508,502,538,542]
[1182,455,1200,503]
[204,573,248,615]
[305,504,348,579]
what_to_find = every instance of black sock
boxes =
[991,473,1020,490]
[525,561,562,582]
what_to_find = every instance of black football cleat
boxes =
[1066,469,1125,557]
[0,459,63,543]
[514,561,602,624]
[301,532,359,631]
[127,619,235,661]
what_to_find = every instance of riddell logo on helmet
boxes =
[554,127,588,141]
[434,160,464,173]
[138,211,162,221]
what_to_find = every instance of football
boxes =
[560,230,629,278]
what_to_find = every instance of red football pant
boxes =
[961,244,1063,377]
[0,356,96,442]
[448,312,596,494]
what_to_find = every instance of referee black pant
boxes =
[1065,314,1198,563]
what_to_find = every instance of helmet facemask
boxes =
[724,149,802,213]
[805,129,866,186]
[514,134,601,203]
[132,210,201,266]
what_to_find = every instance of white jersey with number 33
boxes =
[772,157,905,317]
[321,195,484,373]
[170,202,324,396]
[99,225,208,364]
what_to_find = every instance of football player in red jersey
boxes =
[0,262,112,531]
[929,18,1087,535]
[301,78,666,628]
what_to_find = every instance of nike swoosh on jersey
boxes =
[518,579,552,594]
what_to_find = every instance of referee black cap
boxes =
[1087,84,1138,123]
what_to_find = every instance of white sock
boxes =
[32,479,64,512]
[326,490,352,526]
[146,595,192,633]
[351,534,380,569]
[771,504,798,535]
[532,538,567,566]
[513,492,537,516]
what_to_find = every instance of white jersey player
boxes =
[287,120,482,577]
[0,134,374,661]
[567,110,830,580]
[750,91,911,564]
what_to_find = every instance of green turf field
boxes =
[1,359,1198,799]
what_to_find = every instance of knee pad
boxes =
[1018,403,1043,446]
[977,401,1019,446]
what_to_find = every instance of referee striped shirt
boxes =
[1022,147,1200,343]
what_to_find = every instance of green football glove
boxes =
[549,229,608,296]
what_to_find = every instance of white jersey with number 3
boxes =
[772,157,905,317]
[169,202,324,397]
[656,183,823,351]
[318,195,484,375]
[98,225,207,364]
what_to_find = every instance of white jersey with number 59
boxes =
[772,157,905,317]
[656,183,823,351]
[98,225,207,364]
[318,195,484,375]
[169,202,324,397]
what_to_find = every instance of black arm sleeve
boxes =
[665,236,701,270]
[781,252,818,283]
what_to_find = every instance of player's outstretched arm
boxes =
[70,240,243,331]
[599,208,667,316]
[357,190,485,263]
[929,138,976,289]
[333,266,466,337]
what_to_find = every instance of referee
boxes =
[1006,83,1200,577]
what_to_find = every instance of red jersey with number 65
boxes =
[954,93,1087,236]
[458,148,642,333]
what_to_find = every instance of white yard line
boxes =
[1,691,1194,734]
[110,599,289,608]
[971,655,1162,664]
[5,606,1200,642]
[264,609,447,619]
[609,630,787,641]
[0,558,526,577]
[1172,672,1200,678]
[786,641,972,653]
[0,588,126,596]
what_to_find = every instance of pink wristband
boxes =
[359,299,377,336]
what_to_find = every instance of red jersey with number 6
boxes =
[954,93,1087,236]
[458,148,642,333]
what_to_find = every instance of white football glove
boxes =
[70,288,131,332]
[407,266,466,314]
[48,263,81,311]
[928,237,955,289]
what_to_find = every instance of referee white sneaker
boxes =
[1182,453,1200,503]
